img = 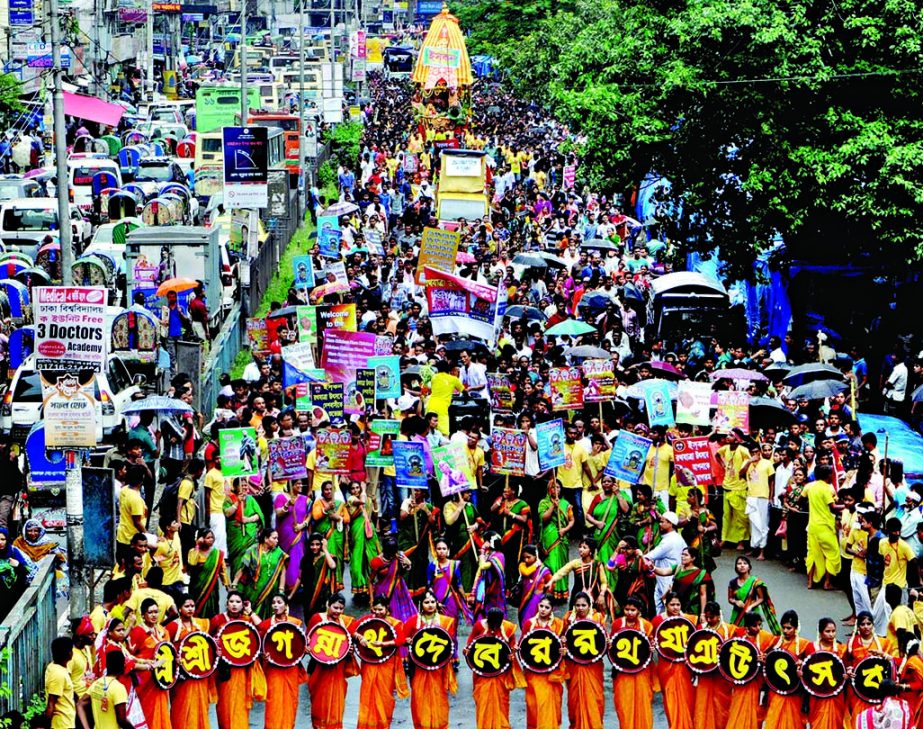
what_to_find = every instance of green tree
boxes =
[0,74,23,128]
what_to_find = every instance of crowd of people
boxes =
[20,47,923,729]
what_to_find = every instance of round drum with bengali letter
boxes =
[409,625,455,671]
[608,629,653,674]
[177,631,219,679]
[306,621,353,665]
[216,619,262,667]
[718,638,761,685]
[466,635,512,677]
[564,620,608,665]
[518,628,564,674]
[684,629,723,674]
[654,616,695,663]
[263,622,307,668]
[801,651,847,698]
[353,617,398,665]
[764,649,802,695]
[152,641,179,690]
[852,656,894,704]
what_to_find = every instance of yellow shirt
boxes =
[305,448,320,492]
[847,529,869,575]
[804,480,836,531]
[117,487,147,545]
[880,538,914,588]
[67,646,94,699]
[717,445,748,491]
[746,459,775,499]
[89,676,128,729]
[887,604,919,648]
[89,604,127,634]
[583,450,608,489]
[466,446,485,481]
[153,532,183,586]
[642,444,674,491]
[45,663,76,729]
[558,442,588,489]
[125,587,175,624]
[204,468,227,514]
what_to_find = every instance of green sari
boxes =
[538,497,573,601]
[225,493,264,578]
[590,494,623,566]
[347,497,381,597]
[239,544,287,619]
[188,547,224,618]
[672,567,714,618]
[311,498,348,591]
[728,575,782,635]
[446,501,480,592]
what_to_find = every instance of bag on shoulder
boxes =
[155,477,183,521]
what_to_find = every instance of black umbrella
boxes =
[788,379,848,400]
[444,340,490,358]
[564,345,610,360]
[505,305,547,322]
[582,238,619,251]
[267,306,299,319]
[512,254,548,268]
[749,397,796,428]
[782,363,844,387]
[537,252,568,268]
[577,292,613,312]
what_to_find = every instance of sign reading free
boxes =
[34,287,107,372]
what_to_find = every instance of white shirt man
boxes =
[459,351,488,398]
[885,361,908,403]
[645,512,687,612]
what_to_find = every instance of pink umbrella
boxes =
[456,251,476,263]
[630,360,687,380]
[709,368,768,382]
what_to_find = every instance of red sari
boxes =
[404,613,458,729]
[351,615,409,729]
[764,635,809,729]
[166,618,216,729]
[651,612,696,729]
[610,617,654,729]
[258,616,307,729]
[522,616,565,729]
[896,653,923,728]
[128,624,172,729]
[210,613,264,729]
[563,610,605,729]
[467,618,526,729]
[306,612,359,729]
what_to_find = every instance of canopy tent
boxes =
[412,3,473,89]
[63,91,125,127]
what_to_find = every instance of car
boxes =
[0,175,44,201]
[0,198,89,255]
[0,354,144,443]
[131,158,188,196]
[68,155,122,213]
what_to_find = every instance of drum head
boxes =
[263,622,307,668]
[608,629,653,674]
[216,620,261,667]
[178,631,219,679]
[353,617,398,665]
[764,649,801,695]
[684,629,723,675]
[519,628,564,674]
[466,635,512,677]
[409,625,455,671]
[306,621,352,665]
[564,620,607,665]
[718,638,761,685]
[852,656,894,704]
[654,616,695,663]
[152,641,179,689]
[801,651,847,698]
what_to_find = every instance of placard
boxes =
[223,126,269,208]
[34,287,107,372]
[604,431,653,484]
[281,342,318,388]
[219,427,260,477]
[346,368,376,415]
[268,437,308,481]
[317,303,357,333]
[314,428,351,474]
[644,380,675,427]
[672,437,713,489]
[367,355,401,399]
[317,215,342,259]
[486,373,513,412]
[310,382,345,423]
[296,306,318,345]
[42,373,98,447]
[582,360,616,402]
[549,367,584,412]
[490,428,527,476]
[82,467,115,568]
[713,391,750,433]
[366,419,399,467]
[416,227,461,284]
[676,381,713,426]
[433,441,476,496]
[536,419,566,471]
[247,317,270,356]
[393,441,429,490]
[292,255,316,290]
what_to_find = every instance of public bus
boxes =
[245,112,301,179]
[195,85,262,133]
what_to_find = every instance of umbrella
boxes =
[630,361,687,380]
[545,319,596,337]
[537,252,568,268]
[912,384,923,403]
[577,292,615,311]
[564,345,610,360]
[320,201,359,217]
[782,363,844,387]
[512,254,547,268]
[788,379,848,400]
[456,251,477,263]
[156,277,198,297]
[505,305,547,322]
[582,238,619,251]
[266,306,299,319]
[749,397,796,428]
[709,368,768,383]
[123,395,194,415]
[763,363,792,379]
[624,379,679,400]
[443,340,490,357]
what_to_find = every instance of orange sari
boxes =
[764,635,808,729]
[128,624,172,729]
[897,653,923,728]
[651,613,695,729]
[845,634,895,723]
[467,618,526,729]
[522,617,565,729]
[693,623,735,729]
[352,615,410,729]
[806,641,848,729]
[210,613,264,729]
[166,618,216,729]
[725,629,775,729]
[610,617,654,729]
[306,613,359,729]
[258,616,307,729]
[563,610,605,729]
[404,614,458,729]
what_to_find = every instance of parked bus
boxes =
[195,85,262,133]
[245,112,301,179]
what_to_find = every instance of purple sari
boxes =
[274,492,310,587]
[517,563,552,627]
[471,552,506,622]
[427,559,472,626]
[371,554,418,622]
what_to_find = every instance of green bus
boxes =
[195,85,262,133]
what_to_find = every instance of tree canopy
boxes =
[452,0,923,279]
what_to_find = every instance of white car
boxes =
[0,354,144,443]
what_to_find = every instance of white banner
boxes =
[34,287,107,372]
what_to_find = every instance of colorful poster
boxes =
[416,227,461,284]
[363,229,384,256]
[672,436,713,489]
[486,373,513,412]
[317,215,342,259]
[536,419,566,471]
[582,360,616,402]
[489,428,527,476]
[281,342,320,388]
[563,164,576,190]
[713,391,750,433]
[310,382,345,423]
[393,441,429,490]
[604,431,653,484]
[247,317,270,356]
[676,381,714,426]
[433,441,476,496]
[34,287,108,372]
[366,418,399,467]
[347,368,376,415]
[423,266,507,343]
[317,303,357,333]
[296,306,318,345]
[314,428,351,474]
[549,367,584,412]
[42,373,98,448]
[644,380,675,427]
[367,355,401,399]
[321,330,384,383]
[292,255,315,289]
[268,437,308,481]
[219,427,260,477]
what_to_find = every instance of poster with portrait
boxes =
[536,418,566,471]
[603,430,653,484]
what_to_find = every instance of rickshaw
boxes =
[12,266,51,290]
[118,145,144,172]
[0,258,29,281]
[122,130,149,146]
[108,191,141,220]
[176,138,195,159]
[122,183,149,203]
[0,280,30,322]
[72,256,113,288]
[7,324,33,377]
[92,171,120,223]
[141,197,178,226]
[111,307,160,365]
[100,134,123,156]
[35,242,63,282]
[111,218,143,245]
[159,185,193,222]
[72,135,109,155]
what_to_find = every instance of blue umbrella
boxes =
[123,396,194,414]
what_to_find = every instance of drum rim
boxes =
[465,634,513,677]
[518,627,564,674]
[851,655,894,704]
[177,630,219,679]
[216,619,262,667]
[653,616,695,664]
[352,616,399,665]
[717,637,761,685]
[607,627,653,674]
[684,627,724,675]
[409,624,457,671]
[564,619,608,665]
[800,650,847,698]
[762,649,802,695]
[263,621,307,668]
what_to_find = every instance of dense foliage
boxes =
[452,0,923,278]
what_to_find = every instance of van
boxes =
[68,156,122,212]
[0,198,90,254]
[0,175,43,201]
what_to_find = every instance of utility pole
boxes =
[298,0,306,208]
[51,0,86,620]
[240,0,247,125]
[146,0,155,100]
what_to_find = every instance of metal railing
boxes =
[199,302,242,422]
[0,560,57,714]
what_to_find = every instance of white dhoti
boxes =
[209,512,227,557]
[851,568,872,616]
[746,497,770,549]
